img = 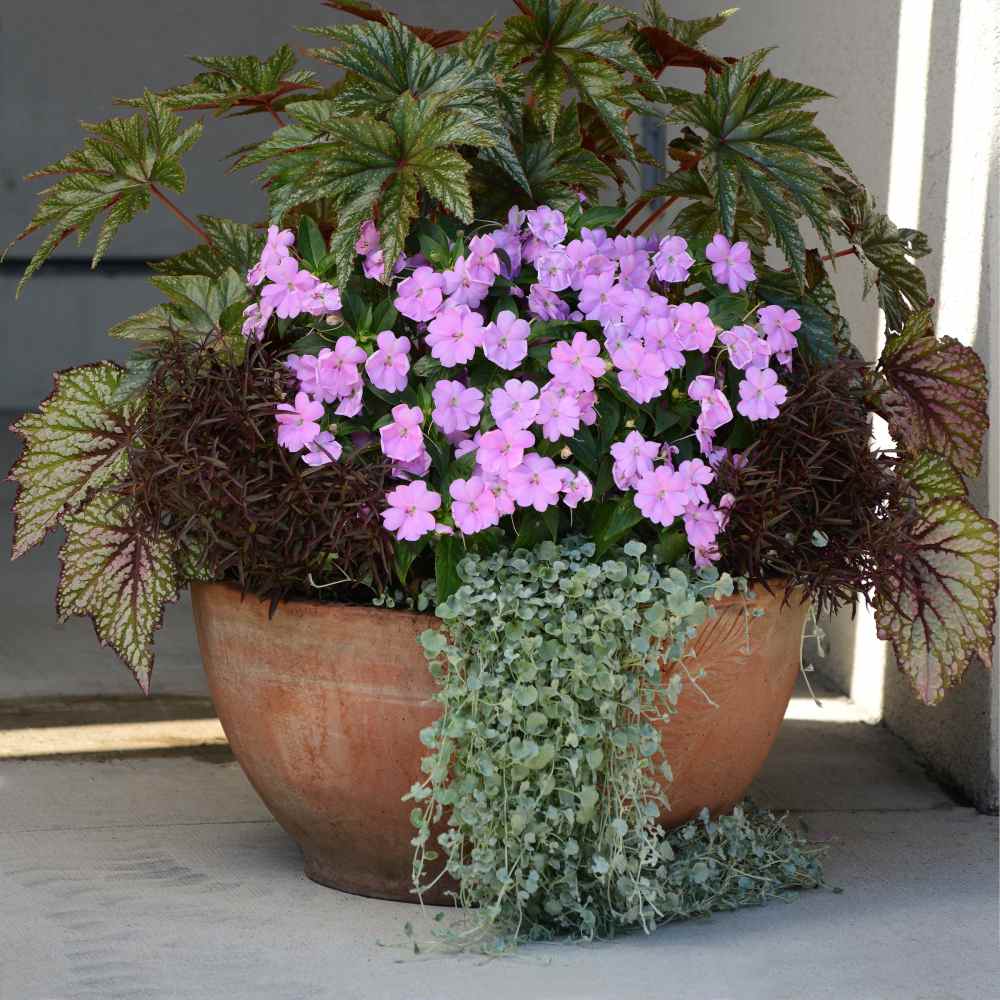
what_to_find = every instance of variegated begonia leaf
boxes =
[879,309,989,478]
[899,450,967,502]
[875,493,998,705]
[57,492,178,693]
[8,363,133,559]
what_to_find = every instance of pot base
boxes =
[193,582,807,902]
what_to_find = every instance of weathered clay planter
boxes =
[192,581,807,902]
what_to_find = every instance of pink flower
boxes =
[508,453,564,512]
[672,301,716,353]
[365,331,411,393]
[633,465,690,527]
[757,305,801,362]
[578,272,623,325]
[275,391,325,453]
[737,366,788,420]
[292,337,366,402]
[454,432,482,460]
[653,235,694,283]
[526,206,567,246]
[395,266,445,322]
[581,226,614,256]
[431,380,484,435]
[643,315,685,369]
[676,458,715,505]
[617,252,652,291]
[381,481,441,542]
[705,234,756,293]
[612,342,668,404]
[260,257,317,320]
[302,431,343,468]
[355,219,380,255]
[610,430,659,490]
[689,378,733,438]
[490,226,523,278]
[528,283,570,321]
[443,255,491,308]
[425,306,485,367]
[450,476,500,535]
[379,403,425,462]
[536,388,581,442]
[467,235,502,280]
[719,324,771,370]
[547,332,606,392]
[335,384,363,418]
[621,291,670,342]
[478,424,535,474]
[483,311,530,370]
[241,302,270,340]
[247,225,294,286]
[490,379,540,429]
[560,469,593,509]
[536,250,572,292]
[392,447,432,480]
[300,282,343,318]
[483,469,516,516]
[683,502,722,549]
[564,239,597,289]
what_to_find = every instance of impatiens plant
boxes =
[5,0,997,707]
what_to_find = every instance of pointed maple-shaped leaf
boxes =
[308,15,530,193]
[499,0,651,165]
[117,45,317,118]
[667,50,851,285]
[8,363,134,559]
[879,309,989,477]
[4,93,203,292]
[57,492,178,693]
[243,92,486,282]
[874,495,998,705]
[828,175,930,331]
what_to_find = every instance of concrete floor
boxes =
[2,426,998,999]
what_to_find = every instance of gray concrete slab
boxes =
[1,741,996,1000]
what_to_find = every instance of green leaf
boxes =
[874,495,998,705]
[297,215,328,271]
[57,492,178,693]
[707,293,749,330]
[668,52,850,284]
[435,533,464,603]
[395,536,429,586]
[8,364,134,559]
[118,45,317,117]
[6,93,203,292]
[591,496,645,558]
[830,177,930,331]
[149,216,264,279]
[879,309,989,477]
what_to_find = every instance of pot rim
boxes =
[193,575,803,618]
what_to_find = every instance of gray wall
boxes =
[2,3,997,805]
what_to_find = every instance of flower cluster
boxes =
[248,207,800,567]
[241,226,343,339]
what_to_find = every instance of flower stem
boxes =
[149,184,211,244]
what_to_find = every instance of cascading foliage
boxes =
[408,539,823,945]
[4,0,996,705]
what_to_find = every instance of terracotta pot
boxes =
[192,581,807,902]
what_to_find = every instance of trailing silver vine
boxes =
[407,538,822,948]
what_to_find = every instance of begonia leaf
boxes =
[879,309,989,477]
[8,363,134,559]
[57,492,178,693]
[874,495,998,705]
